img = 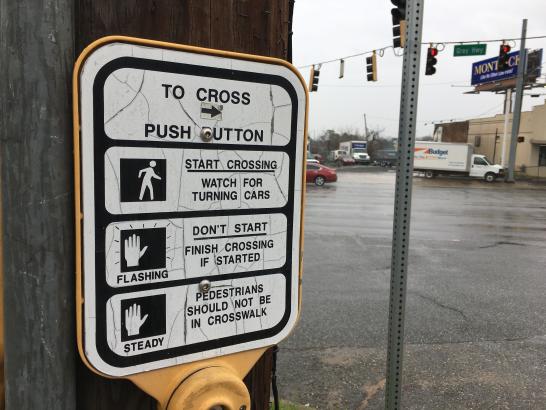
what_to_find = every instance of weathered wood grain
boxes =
[74,1,290,409]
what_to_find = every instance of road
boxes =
[278,168,546,409]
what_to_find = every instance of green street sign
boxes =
[454,44,487,57]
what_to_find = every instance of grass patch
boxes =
[270,400,316,410]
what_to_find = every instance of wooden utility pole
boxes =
[75,1,292,58]
[1,0,77,409]
[2,1,293,409]
[75,0,293,410]
[75,1,293,408]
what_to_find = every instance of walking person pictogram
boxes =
[120,158,166,202]
[138,160,162,201]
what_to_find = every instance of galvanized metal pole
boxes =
[507,19,528,182]
[493,128,499,164]
[384,0,424,408]
[0,0,77,408]
[500,89,512,168]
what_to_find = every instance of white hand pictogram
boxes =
[124,234,148,267]
[125,303,149,336]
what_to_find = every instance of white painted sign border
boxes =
[75,37,307,377]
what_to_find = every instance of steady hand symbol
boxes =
[125,304,149,337]
[124,234,148,267]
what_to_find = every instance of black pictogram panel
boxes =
[120,158,166,202]
[120,228,166,273]
[121,294,166,342]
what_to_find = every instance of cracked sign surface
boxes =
[104,67,292,145]
[105,214,288,286]
[105,148,290,214]
[107,275,286,356]
[76,40,307,376]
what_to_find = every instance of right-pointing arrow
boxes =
[201,105,222,118]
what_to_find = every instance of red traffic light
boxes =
[497,44,512,71]
[425,47,438,76]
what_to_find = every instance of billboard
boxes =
[471,51,519,86]
[471,49,543,87]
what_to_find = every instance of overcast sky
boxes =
[292,0,546,140]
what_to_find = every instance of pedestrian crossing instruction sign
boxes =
[74,37,308,376]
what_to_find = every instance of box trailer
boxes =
[414,142,503,182]
[328,149,348,161]
[339,141,370,164]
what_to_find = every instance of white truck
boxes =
[414,142,504,182]
[339,141,370,164]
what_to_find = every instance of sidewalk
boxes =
[414,176,546,190]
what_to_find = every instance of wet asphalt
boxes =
[277,168,546,409]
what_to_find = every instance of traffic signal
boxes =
[391,0,406,48]
[425,46,438,76]
[497,44,511,71]
[366,52,377,82]
[309,66,320,92]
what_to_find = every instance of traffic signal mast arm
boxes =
[297,34,546,70]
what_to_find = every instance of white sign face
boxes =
[103,67,293,146]
[77,39,307,376]
[104,147,290,214]
[106,274,286,357]
[105,214,288,287]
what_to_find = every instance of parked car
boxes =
[306,163,337,186]
[372,149,397,167]
[306,158,320,164]
[336,155,356,166]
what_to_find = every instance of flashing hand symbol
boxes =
[124,234,148,268]
[125,304,149,336]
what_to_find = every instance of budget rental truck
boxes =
[414,142,504,182]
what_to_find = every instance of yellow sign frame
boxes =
[73,35,308,407]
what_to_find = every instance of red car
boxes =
[306,163,337,186]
